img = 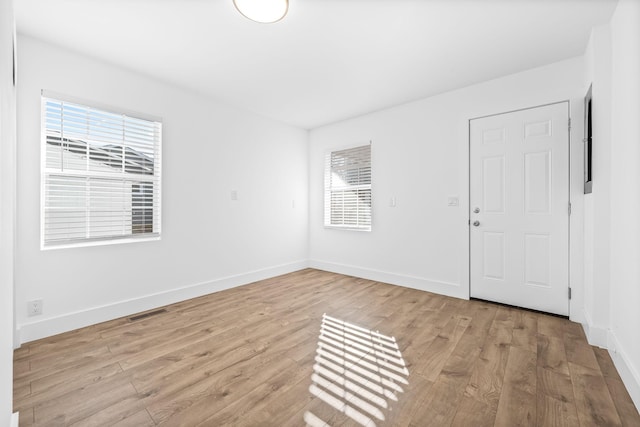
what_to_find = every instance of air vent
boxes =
[128,308,167,322]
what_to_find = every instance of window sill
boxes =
[324,225,371,232]
[41,234,161,251]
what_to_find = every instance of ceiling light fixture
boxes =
[233,0,288,23]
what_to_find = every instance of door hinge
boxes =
[568,118,572,131]
[568,202,572,215]
[568,287,572,300]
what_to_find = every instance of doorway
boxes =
[469,102,570,316]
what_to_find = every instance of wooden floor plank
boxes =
[281,394,344,427]
[409,330,484,426]
[12,268,639,426]
[563,330,600,371]
[537,314,569,339]
[602,375,640,427]
[536,366,579,426]
[414,314,471,381]
[593,347,640,426]
[537,334,570,377]
[454,309,510,426]
[569,361,623,426]
[33,376,138,426]
[512,311,538,353]
[110,409,156,427]
[494,345,537,427]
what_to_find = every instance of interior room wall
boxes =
[582,0,640,409]
[582,24,612,347]
[309,57,585,314]
[608,0,640,409]
[15,35,309,344]
[0,0,16,424]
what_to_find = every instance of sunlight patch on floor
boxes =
[304,313,409,427]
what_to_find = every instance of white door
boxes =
[470,102,569,316]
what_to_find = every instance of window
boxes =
[324,143,371,231]
[41,93,162,248]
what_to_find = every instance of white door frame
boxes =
[467,100,572,316]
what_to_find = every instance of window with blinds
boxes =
[41,93,162,248]
[324,144,372,231]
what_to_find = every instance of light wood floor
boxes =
[13,269,640,426]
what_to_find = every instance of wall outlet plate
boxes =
[27,300,43,316]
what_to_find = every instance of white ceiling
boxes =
[16,0,617,129]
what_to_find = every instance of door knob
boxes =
[473,207,480,213]
[473,220,480,227]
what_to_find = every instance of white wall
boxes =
[582,24,612,347]
[15,36,309,343]
[581,0,640,410]
[309,57,586,313]
[608,0,640,409]
[0,0,16,423]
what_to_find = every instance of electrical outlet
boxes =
[27,300,43,317]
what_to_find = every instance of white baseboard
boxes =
[13,326,20,350]
[309,259,466,299]
[18,260,309,344]
[581,308,608,348]
[580,309,640,412]
[11,412,19,427]
[608,330,640,412]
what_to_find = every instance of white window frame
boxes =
[324,142,372,231]
[40,91,162,249]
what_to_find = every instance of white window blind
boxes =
[324,144,372,231]
[41,94,162,248]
